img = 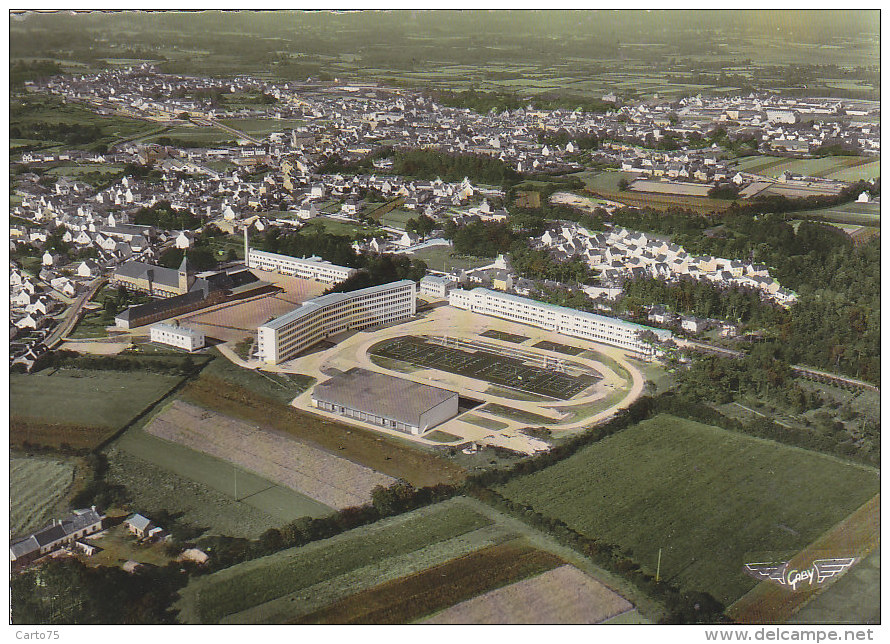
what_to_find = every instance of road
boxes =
[683,340,879,393]
[45,276,106,349]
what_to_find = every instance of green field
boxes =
[377,208,416,230]
[200,353,315,404]
[824,160,881,182]
[795,201,880,227]
[756,156,872,179]
[407,245,490,272]
[10,455,77,537]
[10,370,184,448]
[495,414,879,605]
[218,118,305,136]
[177,499,496,624]
[113,418,333,532]
[788,547,880,624]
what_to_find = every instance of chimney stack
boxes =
[243,225,249,263]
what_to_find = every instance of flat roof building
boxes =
[247,249,358,285]
[150,322,205,352]
[312,367,458,435]
[257,279,416,364]
[449,287,671,356]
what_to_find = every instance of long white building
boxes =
[449,287,671,355]
[257,280,416,364]
[246,249,358,284]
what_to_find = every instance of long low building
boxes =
[246,249,358,284]
[312,367,458,435]
[257,279,416,364]
[448,287,671,356]
[10,507,104,568]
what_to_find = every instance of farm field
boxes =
[573,170,732,213]
[756,156,872,179]
[824,159,881,182]
[10,455,77,537]
[495,414,880,605]
[10,369,184,449]
[177,499,497,624]
[179,371,467,487]
[105,445,292,538]
[294,542,563,624]
[794,200,880,227]
[114,417,333,529]
[217,117,305,136]
[145,401,394,509]
[423,564,633,624]
[788,547,880,624]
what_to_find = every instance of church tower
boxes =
[178,254,193,294]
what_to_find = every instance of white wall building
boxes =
[257,279,416,364]
[246,249,358,284]
[449,287,671,356]
[419,274,456,299]
[149,322,206,352]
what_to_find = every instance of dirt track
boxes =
[727,494,880,624]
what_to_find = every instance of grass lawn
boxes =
[177,499,494,624]
[304,217,377,238]
[495,414,879,605]
[10,369,185,449]
[824,159,881,182]
[758,156,872,179]
[377,208,415,230]
[201,352,314,404]
[10,455,77,537]
[407,245,491,272]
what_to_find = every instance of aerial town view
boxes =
[7,8,881,636]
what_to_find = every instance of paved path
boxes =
[45,276,106,349]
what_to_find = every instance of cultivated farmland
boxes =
[10,455,77,537]
[177,499,498,624]
[10,370,184,449]
[423,564,633,624]
[294,542,564,624]
[145,401,395,509]
[495,414,880,604]
[179,372,467,487]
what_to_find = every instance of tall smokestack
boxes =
[243,225,249,264]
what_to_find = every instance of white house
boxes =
[149,323,206,352]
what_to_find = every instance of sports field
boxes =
[480,329,530,343]
[495,414,880,604]
[369,335,599,400]
[10,370,184,449]
[533,339,586,356]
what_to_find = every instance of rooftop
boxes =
[311,367,457,428]
[259,279,415,331]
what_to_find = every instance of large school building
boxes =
[246,248,358,284]
[257,279,416,364]
[448,287,672,355]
